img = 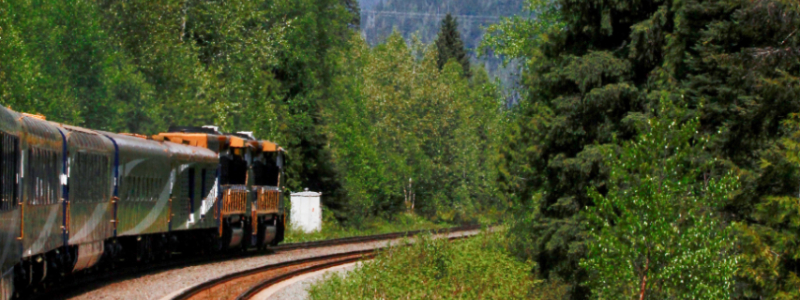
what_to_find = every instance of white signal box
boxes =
[290,189,322,233]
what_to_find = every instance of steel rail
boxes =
[29,225,480,300]
[172,249,376,300]
[173,233,478,300]
[234,255,368,300]
[233,234,476,300]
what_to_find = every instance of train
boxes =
[0,106,287,299]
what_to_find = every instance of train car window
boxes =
[43,151,48,205]
[140,177,145,202]
[50,151,56,205]
[10,135,18,210]
[72,153,78,204]
[32,148,36,206]
[36,149,41,205]
[1,134,6,210]
[46,152,51,205]
[26,149,34,205]
[125,176,133,202]
[81,153,87,204]
[45,151,50,205]
[0,132,19,211]
[71,152,110,204]
[140,176,145,202]
[188,167,195,213]
[102,155,109,202]
[101,155,108,202]
[151,177,156,202]
[91,155,96,203]
[134,176,138,202]
[145,176,149,202]
[148,177,153,202]
[253,153,279,186]
[131,176,137,202]
[135,176,139,202]
[135,177,140,202]
[26,148,57,206]
[153,177,157,202]
[73,153,81,204]
[150,176,155,202]
[143,176,148,202]
[154,176,159,202]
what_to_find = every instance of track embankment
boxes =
[61,226,480,300]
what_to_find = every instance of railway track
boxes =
[35,225,479,300]
[171,232,476,300]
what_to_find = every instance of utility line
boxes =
[360,10,506,22]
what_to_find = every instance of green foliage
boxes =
[0,0,358,196]
[284,211,448,243]
[480,0,564,64]
[307,230,557,299]
[0,0,502,233]
[582,101,738,299]
[735,113,800,299]
[487,0,800,297]
[435,14,470,76]
[322,32,504,223]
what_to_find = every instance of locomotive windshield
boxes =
[253,152,280,186]
[220,154,248,185]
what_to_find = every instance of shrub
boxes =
[308,230,558,299]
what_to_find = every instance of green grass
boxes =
[307,229,563,299]
[283,211,454,243]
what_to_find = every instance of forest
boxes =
[3,0,800,298]
[488,0,800,298]
[360,0,528,89]
[0,0,502,224]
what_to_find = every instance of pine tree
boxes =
[487,0,800,298]
[434,14,470,77]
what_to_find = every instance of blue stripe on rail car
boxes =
[57,129,68,248]
[103,135,120,237]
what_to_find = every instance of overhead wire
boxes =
[360,10,505,23]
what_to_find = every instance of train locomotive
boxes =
[0,106,286,299]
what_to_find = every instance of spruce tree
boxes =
[488,0,800,298]
[434,14,470,77]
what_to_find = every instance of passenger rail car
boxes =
[0,107,286,299]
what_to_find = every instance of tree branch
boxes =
[639,256,649,300]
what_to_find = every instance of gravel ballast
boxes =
[66,230,480,300]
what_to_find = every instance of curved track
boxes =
[34,225,479,300]
[172,232,475,300]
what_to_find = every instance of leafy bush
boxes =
[308,230,561,299]
[581,101,739,299]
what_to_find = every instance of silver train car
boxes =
[0,107,286,299]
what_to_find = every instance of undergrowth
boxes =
[307,229,563,299]
[283,211,453,243]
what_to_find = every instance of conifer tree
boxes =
[487,0,800,298]
[434,14,470,77]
